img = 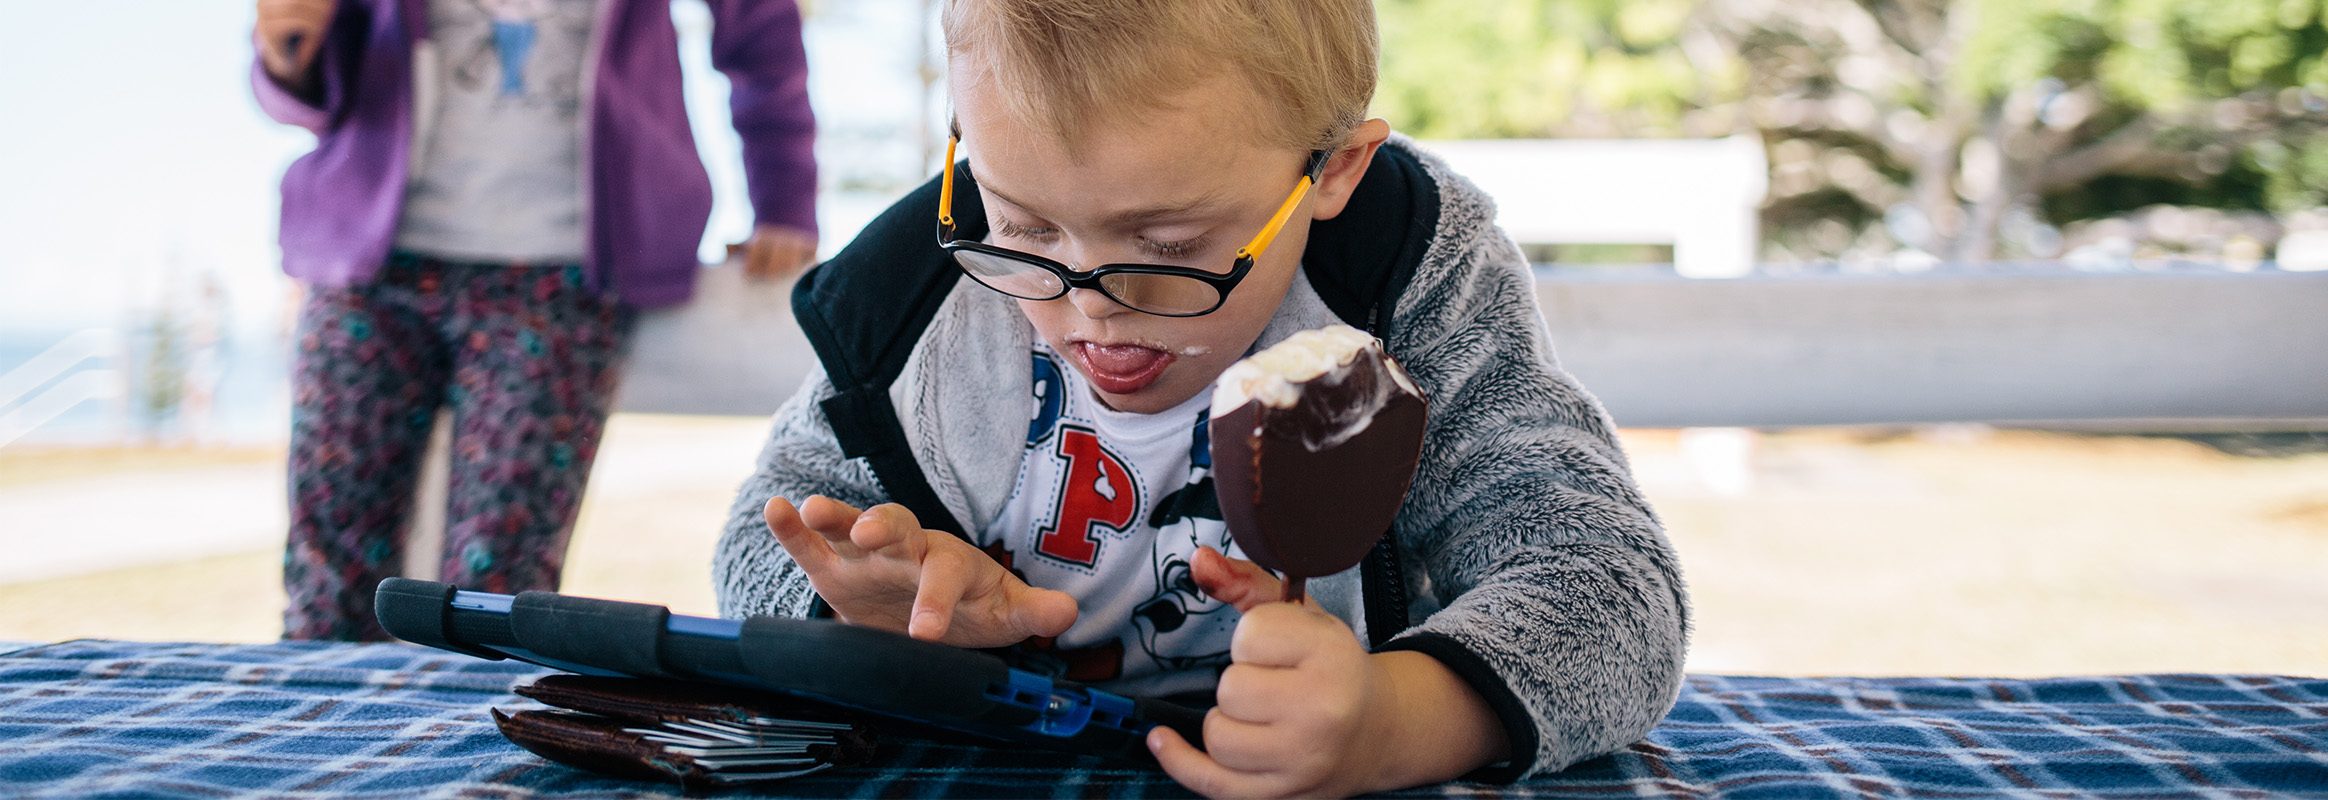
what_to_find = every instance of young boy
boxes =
[714,1,1689,795]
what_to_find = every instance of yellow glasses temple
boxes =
[938,137,959,229]
[1237,175,1314,262]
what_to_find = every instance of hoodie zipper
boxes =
[1361,300,1411,647]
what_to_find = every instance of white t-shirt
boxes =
[395,0,596,264]
[980,344,1250,698]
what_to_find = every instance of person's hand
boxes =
[763,495,1078,647]
[737,224,818,281]
[1147,546,1511,798]
[1186,545,1285,608]
[255,0,336,90]
[1148,599,1391,798]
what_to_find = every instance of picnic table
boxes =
[2,639,2323,798]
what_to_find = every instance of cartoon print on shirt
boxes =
[1130,535,1238,670]
[1027,348,1065,447]
[1130,411,1238,671]
[480,0,546,95]
[444,0,585,106]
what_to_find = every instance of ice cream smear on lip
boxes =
[1210,324,1422,451]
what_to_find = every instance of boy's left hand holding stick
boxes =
[1150,547,1510,798]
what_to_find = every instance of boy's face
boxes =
[952,61,1381,414]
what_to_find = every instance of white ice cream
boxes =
[1210,324,1419,425]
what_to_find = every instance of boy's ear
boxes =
[1309,118,1393,222]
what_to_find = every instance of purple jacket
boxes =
[253,0,817,308]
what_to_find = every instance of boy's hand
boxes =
[763,495,1078,648]
[1149,602,1392,798]
[1155,546,1512,798]
[1188,545,1283,610]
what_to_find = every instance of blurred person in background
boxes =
[252,0,818,640]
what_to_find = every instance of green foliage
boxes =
[2260,135,2328,209]
[1971,0,2328,219]
[1376,0,2328,257]
[2042,161,2276,221]
[1965,0,2328,111]
[1374,0,1739,138]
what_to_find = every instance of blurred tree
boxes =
[137,306,185,442]
[1377,0,1743,139]
[1377,0,2328,262]
[1724,0,2328,261]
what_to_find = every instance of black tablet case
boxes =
[375,577,1207,762]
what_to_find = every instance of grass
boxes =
[1,416,2322,678]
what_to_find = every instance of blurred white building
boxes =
[1423,136,1768,278]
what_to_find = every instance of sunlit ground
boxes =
[1,416,2323,678]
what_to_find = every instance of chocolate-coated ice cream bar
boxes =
[1208,325,1428,601]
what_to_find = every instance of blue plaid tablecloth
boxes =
[1,640,2322,798]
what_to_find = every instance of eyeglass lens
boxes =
[949,248,1223,316]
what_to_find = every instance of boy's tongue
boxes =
[1078,342,1175,394]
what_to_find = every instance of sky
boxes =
[0,2,312,334]
[0,0,935,338]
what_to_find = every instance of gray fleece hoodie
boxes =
[713,138,1689,780]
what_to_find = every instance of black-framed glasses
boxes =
[936,137,1331,317]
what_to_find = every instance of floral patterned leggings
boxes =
[283,255,633,641]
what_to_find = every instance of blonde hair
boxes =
[942,0,1378,152]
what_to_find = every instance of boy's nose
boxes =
[1066,287,1132,319]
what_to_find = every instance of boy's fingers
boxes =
[1007,584,1080,639]
[907,547,971,641]
[1147,725,1247,800]
[762,497,835,571]
[1190,546,1282,612]
[848,504,921,553]
[1199,709,1284,773]
[797,495,864,544]
[1228,603,1342,668]
[1211,663,1300,724]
